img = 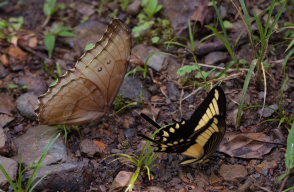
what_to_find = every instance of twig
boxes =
[19,44,52,64]
[182,87,202,101]
[189,62,249,72]
[207,72,244,83]
[254,184,273,192]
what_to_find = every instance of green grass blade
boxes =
[236,60,257,127]
[0,164,18,191]
[286,122,294,170]
[212,0,229,41]
[205,25,234,59]
[25,133,60,191]
[188,20,195,52]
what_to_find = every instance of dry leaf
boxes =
[190,0,211,24]
[140,107,160,120]
[28,37,38,48]
[0,54,9,66]
[219,132,275,159]
[93,140,107,153]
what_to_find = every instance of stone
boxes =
[16,92,38,120]
[67,20,107,55]
[79,139,100,157]
[127,0,141,15]
[204,51,228,65]
[255,161,278,175]
[132,44,166,72]
[147,186,166,192]
[111,171,133,190]
[0,128,17,156]
[166,82,180,101]
[219,164,248,181]
[119,76,150,101]
[0,114,14,129]
[26,161,92,192]
[13,125,67,166]
[258,104,278,118]
[0,156,18,187]
[161,0,199,35]
[18,73,47,95]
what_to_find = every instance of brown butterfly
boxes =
[36,19,131,125]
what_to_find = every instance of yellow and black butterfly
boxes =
[139,86,226,165]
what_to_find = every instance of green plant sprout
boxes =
[96,0,111,15]
[85,43,95,51]
[234,0,287,126]
[53,125,81,143]
[119,0,133,11]
[0,17,24,41]
[110,124,169,191]
[42,0,65,27]
[132,0,163,39]
[278,122,294,192]
[7,83,28,89]
[166,20,222,87]
[44,23,75,58]
[0,134,60,192]
[142,0,163,18]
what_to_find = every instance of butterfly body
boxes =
[37,19,131,125]
[140,86,226,165]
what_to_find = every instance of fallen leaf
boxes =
[0,54,9,66]
[190,0,212,25]
[8,45,27,59]
[93,140,107,153]
[219,132,275,159]
[140,106,160,120]
[28,37,38,48]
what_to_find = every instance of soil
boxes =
[0,0,293,192]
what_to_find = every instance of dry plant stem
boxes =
[19,44,52,63]
[41,16,51,28]
[208,72,244,83]
[179,88,185,117]
[182,87,202,101]
[230,0,254,46]
[190,62,249,72]
[254,184,273,192]
[278,174,289,192]
[259,60,267,120]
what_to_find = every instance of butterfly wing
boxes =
[37,19,131,125]
[141,86,226,164]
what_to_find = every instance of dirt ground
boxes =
[0,0,293,191]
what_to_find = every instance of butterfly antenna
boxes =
[140,113,161,128]
[137,133,158,144]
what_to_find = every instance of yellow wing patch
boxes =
[194,91,221,131]
[195,118,220,147]
[140,86,226,165]
[169,127,175,133]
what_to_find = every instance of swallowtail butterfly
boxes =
[140,86,226,165]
